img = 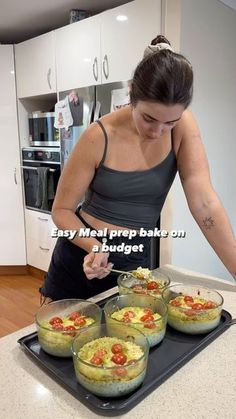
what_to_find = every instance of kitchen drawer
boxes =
[25,209,51,239]
[25,209,56,271]
[26,236,54,272]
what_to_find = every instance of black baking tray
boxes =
[18,296,232,416]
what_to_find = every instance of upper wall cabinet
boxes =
[55,0,161,91]
[55,15,101,91]
[15,32,56,98]
[100,0,161,84]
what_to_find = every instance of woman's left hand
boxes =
[83,251,113,279]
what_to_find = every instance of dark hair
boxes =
[130,35,193,109]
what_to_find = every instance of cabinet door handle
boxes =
[102,54,109,80]
[38,217,48,222]
[92,57,98,81]
[47,67,52,89]
[14,167,17,184]
[39,246,50,252]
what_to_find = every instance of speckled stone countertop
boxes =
[1,266,236,419]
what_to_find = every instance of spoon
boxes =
[106,268,133,275]
[105,268,149,279]
[86,262,131,275]
[86,262,148,278]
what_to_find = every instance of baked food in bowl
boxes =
[162,284,223,334]
[35,299,102,357]
[72,323,149,397]
[104,294,167,347]
[118,267,170,298]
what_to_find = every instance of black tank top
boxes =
[81,120,177,229]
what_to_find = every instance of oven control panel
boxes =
[22,147,61,163]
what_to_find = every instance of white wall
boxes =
[171,0,236,280]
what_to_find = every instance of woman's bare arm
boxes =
[176,111,236,280]
[52,122,112,278]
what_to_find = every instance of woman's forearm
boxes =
[52,208,101,253]
[190,199,236,279]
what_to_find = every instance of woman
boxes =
[40,35,236,302]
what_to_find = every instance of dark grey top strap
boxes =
[96,119,108,166]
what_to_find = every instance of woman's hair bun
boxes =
[131,34,193,109]
[150,35,171,46]
[143,35,173,58]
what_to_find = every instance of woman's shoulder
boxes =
[69,120,111,170]
[99,106,132,134]
[69,108,132,168]
[173,109,200,153]
[76,107,129,150]
[174,109,200,135]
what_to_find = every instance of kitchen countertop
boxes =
[1,266,236,419]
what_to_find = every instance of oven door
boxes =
[22,163,60,213]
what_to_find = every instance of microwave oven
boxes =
[29,112,60,147]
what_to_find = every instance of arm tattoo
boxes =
[203,217,215,230]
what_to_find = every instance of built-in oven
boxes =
[22,147,61,213]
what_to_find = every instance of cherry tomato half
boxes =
[94,348,107,357]
[122,316,131,323]
[69,311,81,321]
[170,299,181,306]
[63,325,76,336]
[184,296,194,304]
[203,301,216,309]
[140,314,154,322]
[191,303,203,310]
[113,368,127,377]
[90,356,103,365]
[51,323,64,331]
[123,310,135,318]
[143,308,154,315]
[74,317,86,327]
[111,353,127,365]
[111,344,123,354]
[49,316,63,325]
[147,281,158,290]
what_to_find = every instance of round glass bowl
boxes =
[71,323,149,397]
[118,268,170,298]
[35,299,102,357]
[104,294,167,347]
[162,284,223,334]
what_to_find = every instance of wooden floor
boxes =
[0,274,43,338]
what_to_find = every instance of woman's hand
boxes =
[83,251,114,279]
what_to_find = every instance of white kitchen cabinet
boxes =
[25,209,56,271]
[0,45,26,265]
[15,32,56,98]
[55,0,161,90]
[55,15,101,91]
[100,0,161,83]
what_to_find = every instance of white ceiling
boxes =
[0,0,236,44]
[0,0,131,44]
